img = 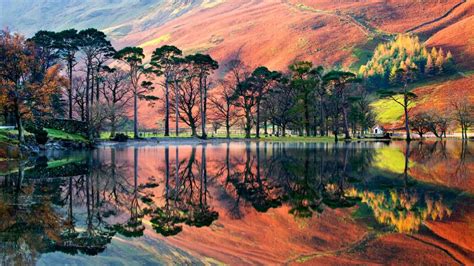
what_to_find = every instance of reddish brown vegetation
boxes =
[426,15,474,70]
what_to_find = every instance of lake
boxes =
[0,140,472,265]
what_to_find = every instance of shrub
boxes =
[34,129,49,145]
[111,133,129,142]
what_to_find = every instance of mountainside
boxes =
[0,0,222,36]
[2,0,473,128]
[3,0,473,68]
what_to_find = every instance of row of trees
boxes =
[0,28,220,140]
[1,28,471,143]
[212,60,375,140]
[409,100,473,140]
[0,28,377,142]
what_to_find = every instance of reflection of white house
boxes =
[372,125,385,135]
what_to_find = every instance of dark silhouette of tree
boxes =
[77,28,114,123]
[55,29,80,119]
[323,70,360,140]
[169,65,201,136]
[380,67,418,141]
[451,98,473,140]
[266,76,298,136]
[185,54,218,139]
[100,67,133,138]
[210,79,239,138]
[289,61,315,136]
[409,112,430,138]
[249,67,280,138]
[151,45,183,136]
[114,46,155,139]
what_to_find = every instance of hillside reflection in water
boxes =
[0,141,472,265]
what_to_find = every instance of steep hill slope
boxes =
[1,0,473,128]
[372,73,474,129]
[426,15,474,70]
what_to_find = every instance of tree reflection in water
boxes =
[0,140,470,263]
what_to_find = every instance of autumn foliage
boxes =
[0,30,65,142]
[359,34,454,89]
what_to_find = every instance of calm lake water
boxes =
[0,140,472,265]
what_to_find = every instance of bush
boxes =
[111,133,129,142]
[34,129,49,145]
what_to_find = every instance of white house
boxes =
[372,125,385,135]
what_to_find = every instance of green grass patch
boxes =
[45,128,88,143]
[46,155,86,169]
[0,129,20,144]
[371,96,416,124]
[373,147,414,174]
[260,135,334,142]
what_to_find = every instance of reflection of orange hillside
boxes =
[104,142,473,265]
[164,206,366,265]
[425,198,474,263]
[407,141,474,194]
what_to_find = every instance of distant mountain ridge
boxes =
[0,0,217,37]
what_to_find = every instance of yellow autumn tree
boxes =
[0,29,65,143]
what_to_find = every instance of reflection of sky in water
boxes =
[1,140,472,265]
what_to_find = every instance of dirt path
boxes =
[406,0,467,33]
[281,0,394,42]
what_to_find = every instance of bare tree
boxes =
[100,67,133,138]
[72,76,87,121]
[209,79,239,138]
[451,99,473,140]
[425,111,449,139]
[266,77,298,136]
[169,73,201,136]
[409,113,430,139]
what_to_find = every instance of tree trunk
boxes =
[304,97,310,136]
[404,93,411,141]
[404,105,411,141]
[319,94,325,136]
[14,103,24,144]
[342,105,351,140]
[264,119,268,136]
[225,110,230,139]
[256,101,261,138]
[164,79,170,136]
[110,114,116,138]
[282,124,286,137]
[191,123,197,137]
[96,67,100,103]
[174,78,179,137]
[85,64,90,122]
[68,59,73,119]
[91,68,95,105]
[133,88,139,139]
[200,77,207,139]
[245,109,252,139]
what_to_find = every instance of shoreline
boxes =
[95,136,471,147]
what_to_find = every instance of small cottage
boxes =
[372,125,385,135]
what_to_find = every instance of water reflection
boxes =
[0,140,472,264]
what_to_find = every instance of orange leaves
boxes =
[0,29,66,122]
